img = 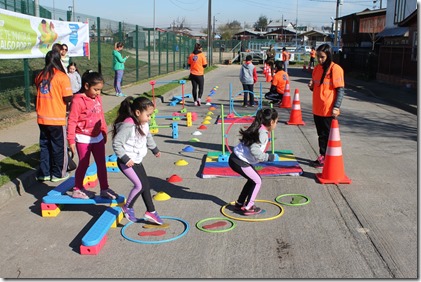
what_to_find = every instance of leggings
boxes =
[190,74,204,102]
[228,153,262,209]
[74,139,109,190]
[117,161,155,212]
[313,114,334,156]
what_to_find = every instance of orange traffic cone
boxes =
[302,65,307,71]
[279,80,291,108]
[263,63,267,75]
[316,119,351,184]
[266,69,272,82]
[286,88,305,125]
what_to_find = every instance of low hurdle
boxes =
[149,79,189,111]
[228,82,263,117]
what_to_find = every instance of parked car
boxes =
[295,45,312,53]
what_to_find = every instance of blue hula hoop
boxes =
[121,216,190,244]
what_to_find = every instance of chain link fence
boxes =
[0,0,196,118]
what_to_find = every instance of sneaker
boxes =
[241,205,262,215]
[122,206,137,222]
[311,155,325,168]
[242,104,248,108]
[194,101,198,106]
[37,175,51,181]
[144,211,163,225]
[72,188,95,199]
[250,104,255,107]
[51,173,70,182]
[197,98,201,106]
[100,188,118,200]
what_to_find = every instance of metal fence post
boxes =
[136,25,139,81]
[147,29,151,78]
[23,59,31,112]
[97,17,101,74]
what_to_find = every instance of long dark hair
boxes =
[239,108,278,147]
[36,50,66,90]
[79,70,103,93]
[112,96,154,138]
[316,44,333,86]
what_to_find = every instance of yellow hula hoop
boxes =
[221,200,284,222]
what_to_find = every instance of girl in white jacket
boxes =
[112,96,163,225]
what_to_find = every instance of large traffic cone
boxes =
[266,69,272,82]
[263,63,267,75]
[316,119,351,184]
[286,88,305,125]
[279,80,291,108]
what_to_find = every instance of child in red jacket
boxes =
[67,70,118,200]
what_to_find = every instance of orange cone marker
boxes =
[266,69,272,82]
[279,80,291,108]
[316,119,351,184]
[286,88,305,125]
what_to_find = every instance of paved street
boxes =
[0,65,417,278]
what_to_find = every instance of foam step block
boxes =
[85,163,97,177]
[42,194,125,205]
[81,206,122,247]
[47,177,75,196]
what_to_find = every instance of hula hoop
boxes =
[196,217,236,233]
[221,200,284,222]
[121,216,190,244]
[231,90,259,117]
[275,194,311,206]
[224,119,271,154]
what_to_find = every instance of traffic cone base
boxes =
[315,119,351,185]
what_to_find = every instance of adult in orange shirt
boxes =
[281,47,290,74]
[36,50,73,181]
[309,46,316,69]
[265,61,289,104]
[308,44,345,168]
[188,43,207,106]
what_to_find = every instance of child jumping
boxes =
[228,108,279,215]
[112,96,163,225]
[67,70,118,200]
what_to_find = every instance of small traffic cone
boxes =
[316,119,351,184]
[302,65,307,71]
[279,80,291,108]
[263,63,267,75]
[286,88,305,125]
[266,69,272,82]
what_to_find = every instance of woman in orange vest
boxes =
[281,47,290,74]
[308,44,345,168]
[188,43,208,106]
[35,50,73,182]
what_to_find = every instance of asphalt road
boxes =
[0,65,417,279]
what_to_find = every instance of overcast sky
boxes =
[37,0,386,30]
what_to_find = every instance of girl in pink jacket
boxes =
[67,70,118,200]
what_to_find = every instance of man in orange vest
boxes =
[265,61,289,105]
[309,46,316,69]
[282,47,290,74]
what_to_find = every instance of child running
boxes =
[67,70,118,200]
[112,96,163,225]
[228,108,279,215]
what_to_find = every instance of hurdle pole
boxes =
[221,104,225,156]
[149,80,156,108]
[270,103,275,154]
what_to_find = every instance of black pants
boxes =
[265,91,283,103]
[313,115,334,156]
[190,74,204,102]
[242,84,255,106]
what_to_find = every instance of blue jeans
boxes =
[114,70,124,94]
[38,124,68,179]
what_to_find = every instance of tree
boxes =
[253,15,269,31]
[217,20,242,40]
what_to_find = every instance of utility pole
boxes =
[72,0,75,21]
[207,0,212,66]
[334,0,340,47]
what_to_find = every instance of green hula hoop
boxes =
[275,194,311,206]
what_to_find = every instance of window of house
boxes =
[352,19,356,33]
[394,0,407,23]
[343,21,347,34]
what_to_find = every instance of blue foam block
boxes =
[42,194,125,205]
[81,206,122,246]
[85,163,97,176]
[47,177,75,196]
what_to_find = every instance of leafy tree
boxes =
[253,15,269,31]
[217,20,242,40]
